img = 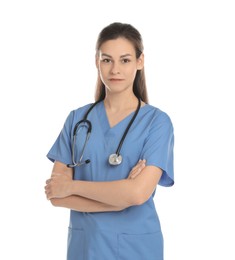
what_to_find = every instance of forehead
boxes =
[99,37,135,56]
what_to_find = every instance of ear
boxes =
[137,53,144,70]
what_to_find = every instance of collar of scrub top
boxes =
[67,98,141,168]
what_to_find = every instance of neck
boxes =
[104,93,138,112]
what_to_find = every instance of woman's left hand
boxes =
[128,159,146,179]
[45,172,73,199]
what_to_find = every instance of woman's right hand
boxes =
[128,159,146,179]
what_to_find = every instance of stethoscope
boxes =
[67,98,141,168]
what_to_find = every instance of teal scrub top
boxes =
[47,101,174,260]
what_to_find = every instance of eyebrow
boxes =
[101,53,132,58]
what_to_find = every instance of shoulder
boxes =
[143,104,173,128]
[62,103,93,127]
[73,102,93,114]
[68,103,93,119]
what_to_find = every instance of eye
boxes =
[102,58,112,63]
[121,58,131,63]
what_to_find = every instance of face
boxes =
[96,37,144,95]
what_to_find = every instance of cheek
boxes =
[99,63,108,74]
[126,67,138,80]
[98,66,110,85]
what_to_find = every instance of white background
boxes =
[0,0,234,259]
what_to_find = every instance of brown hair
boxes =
[95,22,148,103]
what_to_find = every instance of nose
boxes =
[110,62,120,75]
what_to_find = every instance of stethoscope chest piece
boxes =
[109,154,122,165]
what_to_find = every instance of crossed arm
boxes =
[45,160,162,212]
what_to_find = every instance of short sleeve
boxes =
[141,111,174,187]
[46,111,74,165]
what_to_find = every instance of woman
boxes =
[45,22,174,260]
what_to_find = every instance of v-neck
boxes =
[99,101,145,130]
[98,101,148,132]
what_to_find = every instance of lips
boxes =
[109,78,124,81]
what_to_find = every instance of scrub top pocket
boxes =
[118,231,163,260]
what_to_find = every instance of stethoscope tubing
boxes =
[115,98,141,156]
[68,98,141,167]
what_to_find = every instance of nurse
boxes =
[45,22,174,260]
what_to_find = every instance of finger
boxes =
[46,188,54,199]
[129,168,141,179]
[131,169,141,179]
[128,160,146,179]
[132,160,145,172]
[46,179,51,184]
[51,172,65,177]
[129,164,143,178]
[45,187,50,199]
[129,168,142,179]
[130,160,144,174]
[46,192,51,200]
[129,162,146,179]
